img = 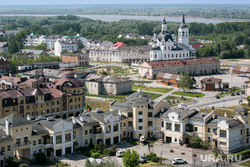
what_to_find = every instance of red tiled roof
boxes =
[141,57,219,68]
[48,88,63,99]
[200,77,222,82]
[111,42,126,47]
[54,78,84,87]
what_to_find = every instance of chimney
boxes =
[72,117,76,124]
[5,118,9,136]
[224,112,227,117]
[27,114,31,121]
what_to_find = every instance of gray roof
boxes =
[32,123,49,136]
[0,129,13,143]
[127,89,151,101]
[110,101,133,110]
[88,110,126,123]
[0,42,8,48]
[23,69,65,79]
[161,108,199,120]
[235,107,249,113]
[0,114,32,128]
[84,74,131,83]
[21,49,44,55]
[76,114,99,125]
[36,119,63,131]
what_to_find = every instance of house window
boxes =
[166,123,171,130]
[123,122,126,127]
[148,112,153,117]
[1,147,5,153]
[220,141,226,145]
[27,105,30,109]
[33,140,36,146]
[175,124,180,132]
[7,145,11,151]
[73,131,76,139]
[128,121,133,126]
[85,130,88,135]
[208,128,210,133]
[56,135,62,144]
[139,111,143,115]
[148,121,153,126]
[90,129,92,134]
[220,130,227,138]
[85,140,88,145]
[162,122,164,127]
[16,138,21,145]
[208,137,211,142]
[139,119,143,123]
[65,133,71,142]
[194,127,198,132]
[128,112,133,117]
[38,139,41,144]
[139,126,143,130]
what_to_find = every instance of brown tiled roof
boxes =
[54,78,84,87]
[200,77,222,82]
[142,57,219,68]
[22,87,50,97]
[0,90,23,99]
[156,72,165,78]
[48,88,63,99]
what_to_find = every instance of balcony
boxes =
[23,141,31,145]
[14,142,22,147]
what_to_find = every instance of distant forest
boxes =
[0,4,250,20]
[0,14,249,68]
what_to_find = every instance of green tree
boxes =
[77,42,84,53]
[86,103,92,111]
[122,149,139,167]
[190,137,202,148]
[35,152,46,164]
[34,43,47,50]
[178,73,194,92]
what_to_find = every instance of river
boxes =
[0,14,244,24]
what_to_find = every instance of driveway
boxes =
[58,154,88,167]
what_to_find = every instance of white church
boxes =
[150,14,196,61]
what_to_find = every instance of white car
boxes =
[116,151,126,157]
[172,158,187,164]
[139,156,147,163]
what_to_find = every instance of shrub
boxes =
[103,148,116,156]
[151,156,160,162]
[19,164,29,167]
[35,152,46,164]
[91,152,101,158]
[6,157,20,167]
[190,137,202,148]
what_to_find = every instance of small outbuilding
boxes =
[200,77,223,91]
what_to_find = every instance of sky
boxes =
[1,0,250,5]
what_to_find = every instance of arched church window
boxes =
[182,31,185,36]
[186,31,188,36]
[155,54,157,58]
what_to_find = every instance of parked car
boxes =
[139,156,147,163]
[172,158,187,164]
[116,151,126,157]
[215,95,220,99]
[236,92,240,95]
[231,93,235,96]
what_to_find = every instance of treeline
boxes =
[0,15,250,60]
[0,4,250,19]
[0,52,60,72]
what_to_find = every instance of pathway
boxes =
[154,89,177,102]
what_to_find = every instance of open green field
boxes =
[86,91,162,102]
[133,85,172,93]
[172,91,205,98]
[164,95,194,107]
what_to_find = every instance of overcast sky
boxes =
[1,0,250,5]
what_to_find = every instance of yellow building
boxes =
[0,71,85,120]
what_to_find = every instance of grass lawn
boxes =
[173,91,205,98]
[164,95,194,107]
[132,80,153,84]
[238,160,250,166]
[224,105,250,110]
[217,87,242,96]
[74,66,94,70]
[86,91,162,102]
[133,85,173,93]
[200,108,236,117]
[85,100,111,111]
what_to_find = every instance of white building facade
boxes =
[150,15,196,62]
